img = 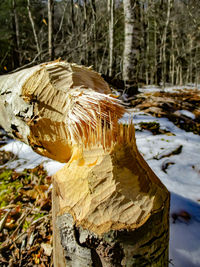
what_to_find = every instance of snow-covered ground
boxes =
[132,112,200,267]
[1,99,200,266]
[0,140,65,176]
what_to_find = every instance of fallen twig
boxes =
[0,209,11,232]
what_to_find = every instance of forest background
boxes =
[0,0,200,91]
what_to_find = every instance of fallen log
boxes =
[0,61,111,162]
[0,61,170,266]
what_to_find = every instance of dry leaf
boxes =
[41,242,52,256]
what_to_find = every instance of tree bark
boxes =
[27,0,41,59]
[0,62,170,266]
[144,1,150,85]
[54,1,67,43]
[108,0,115,77]
[71,0,75,30]
[83,0,88,66]
[89,0,97,69]
[48,0,54,61]
[123,0,141,95]
[12,0,22,67]
[195,46,199,87]
[160,0,172,88]
[153,14,158,86]
[189,37,193,84]
[169,22,175,85]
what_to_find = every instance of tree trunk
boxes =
[12,0,22,67]
[123,0,141,95]
[148,0,155,85]
[54,0,68,44]
[98,39,108,74]
[180,63,183,86]
[145,19,149,86]
[154,16,158,85]
[176,64,179,85]
[170,23,175,85]
[160,0,172,89]
[195,46,199,87]
[89,0,97,69]
[27,0,41,59]
[48,0,54,61]
[83,0,88,66]
[0,62,170,266]
[189,37,193,84]
[108,0,115,77]
[71,0,75,30]
[141,0,149,86]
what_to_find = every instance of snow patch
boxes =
[139,84,200,93]
[177,110,196,120]
[0,140,64,175]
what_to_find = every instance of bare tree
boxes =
[89,0,97,68]
[123,0,141,96]
[108,0,115,77]
[83,0,88,65]
[160,0,173,88]
[48,0,54,60]
[71,0,75,29]
[169,21,175,85]
[27,0,41,60]
[12,0,22,66]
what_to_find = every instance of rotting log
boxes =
[0,61,170,266]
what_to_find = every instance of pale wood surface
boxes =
[54,143,169,235]
[53,142,170,266]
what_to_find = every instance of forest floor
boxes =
[0,85,200,266]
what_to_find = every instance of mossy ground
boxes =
[0,165,52,266]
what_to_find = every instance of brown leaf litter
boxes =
[0,165,53,266]
[130,89,200,135]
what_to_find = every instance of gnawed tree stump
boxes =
[0,61,170,266]
[53,137,169,266]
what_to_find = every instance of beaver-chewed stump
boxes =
[0,61,170,267]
